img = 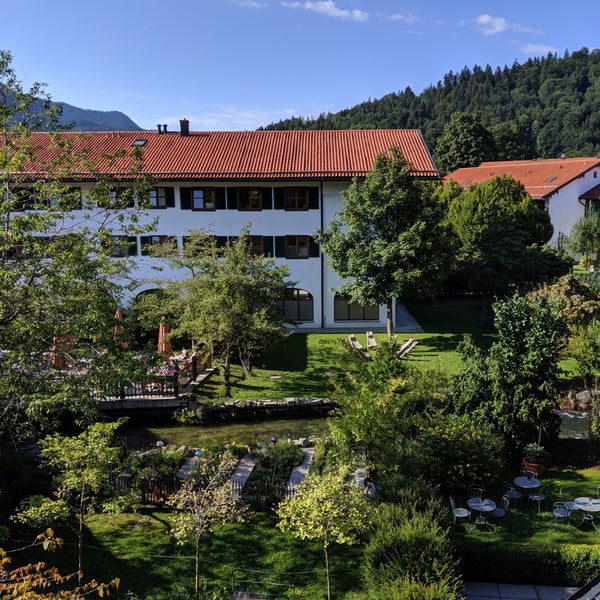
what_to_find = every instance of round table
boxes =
[514,475,541,490]
[467,498,496,531]
[574,497,600,529]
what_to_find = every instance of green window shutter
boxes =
[216,188,226,210]
[262,187,273,210]
[180,188,191,210]
[227,188,238,210]
[263,236,274,256]
[274,188,285,210]
[308,187,319,209]
[165,187,175,208]
[140,236,149,256]
[274,236,286,257]
[309,237,320,257]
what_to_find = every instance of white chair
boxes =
[449,495,471,527]
[528,486,547,515]
[521,467,538,479]
[503,481,523,504]
[467,484,485,499]
[553,502,572,527]
[366,331,377,349]
[490,495,509,519]
[559,487,579,512]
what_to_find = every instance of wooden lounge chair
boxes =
[348,334,362,349]
[397,337,418,358]
[366,331,377,349]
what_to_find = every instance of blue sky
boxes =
[1,1,597,131]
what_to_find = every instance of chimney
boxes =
[163,124,168,133]
[157,124,162,134]
[180,118,190,137]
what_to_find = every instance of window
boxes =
[285,187,309,210]
[110,235,137,257]
[285,235,309,258]
[192,188,216,211]
[334,294,379,321]
[149,188,167,209]
[140,235,173,256]
[239,188,262,211]
[277,288,314,322]
[247,236,264,255]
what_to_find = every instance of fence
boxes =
[99,349,212,400]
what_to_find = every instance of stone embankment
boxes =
[192,397,337,422]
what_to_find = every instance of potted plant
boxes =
[522,442,550,477]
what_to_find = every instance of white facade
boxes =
[75,180,387,331]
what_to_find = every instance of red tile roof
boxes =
[444,158,600,199]
[24,129,438,181]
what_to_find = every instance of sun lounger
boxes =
[366,331,377,349]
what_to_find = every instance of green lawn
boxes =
[15,464,600,598]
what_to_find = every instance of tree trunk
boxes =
[195,536,201,600]
[324,544,331,600]
[78,492,85,586]
[222,356,231,396]
[386,298,394,340]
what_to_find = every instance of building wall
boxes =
[75,180,389,330]
[547,169,600,247]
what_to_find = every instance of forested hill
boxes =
[260,47,600,160]
[58,103,142,131]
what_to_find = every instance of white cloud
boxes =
[387,11,418,25]
[464,14,541,36]
[232,0,268,8]
[168,105,299,131]
[520,43,558,55]
[282,1,369,22]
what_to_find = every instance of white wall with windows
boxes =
[71,180,390,330]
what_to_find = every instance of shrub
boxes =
[362,499,462,595]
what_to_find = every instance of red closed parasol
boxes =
[158,316,173,358]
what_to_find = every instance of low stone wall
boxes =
[190,397,337,422]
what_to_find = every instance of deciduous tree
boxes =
[0,50,154,441]
[167,449,245,600]
[316,148,455,337]
[277,468,371,600]
[143,225,292,394]
[14,422,125,585]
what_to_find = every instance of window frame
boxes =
[192,188,216,211]
[238,187,263,211]
[285,235,310,259]
[284,187,309,211]
[334,294,380,321]
[278,288,314,322]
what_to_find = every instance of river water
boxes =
[117,415,329,451]
[116,409,589,452]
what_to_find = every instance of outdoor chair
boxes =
[467,484,486,499]
[559,487,579,512]
[348,334,362,349]
[503,481,523,504]
[597,483,600,500]
[449,495,471,528]
[553,502,572,528]
[528,486,547,515]
[366,331,377,349]
[490,495,509,520]
[521,467,538,479]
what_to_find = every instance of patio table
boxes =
[574,497,600,529]
[467,497,496,530]
[513,475,541,491]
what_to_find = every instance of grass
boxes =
[13,464,600,597]
[198,297,499,402]
[451,465,600,547]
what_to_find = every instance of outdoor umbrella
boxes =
[114,309,128,348]
[158,316,173,358]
